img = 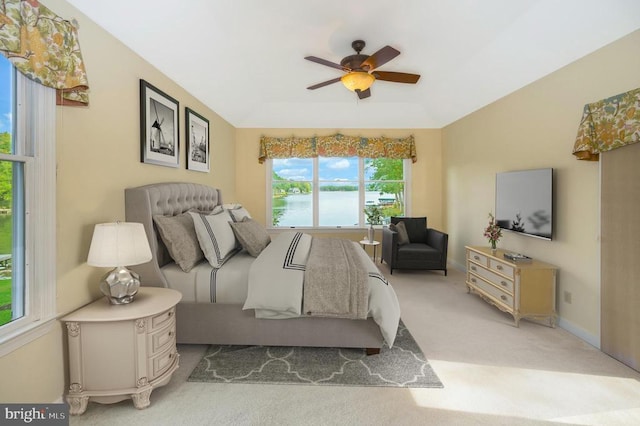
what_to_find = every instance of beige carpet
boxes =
[70,265,640,426]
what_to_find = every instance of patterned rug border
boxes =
[188,321,443,389]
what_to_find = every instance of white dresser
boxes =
[465,246,557,327]
[62,287,182,415]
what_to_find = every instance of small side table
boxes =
[62,287,182,415]
[359,239,381,262]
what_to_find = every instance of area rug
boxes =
[188,321,443,388]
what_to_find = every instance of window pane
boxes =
[0,160,23,327]
[318,157,358,226]
[272,158,313,226]
[0,57,12,154]
[365,158,405,224]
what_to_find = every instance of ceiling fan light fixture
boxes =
[341,71,375,92]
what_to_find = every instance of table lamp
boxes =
[87,222,152,304]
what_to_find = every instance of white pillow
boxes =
[189,210,238,268]
[225,204,251,222]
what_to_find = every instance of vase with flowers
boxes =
[484,212,502,254]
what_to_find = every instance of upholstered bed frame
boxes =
[125,182,384,350]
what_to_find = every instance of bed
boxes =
[125,182,400,352]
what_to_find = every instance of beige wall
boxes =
[0,0,236,402]
[235,128,443,239]
[443,29,640,345]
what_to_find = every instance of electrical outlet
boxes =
[564,291,572,304]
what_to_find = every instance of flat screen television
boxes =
[495,168,553,240]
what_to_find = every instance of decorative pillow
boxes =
[189,209,238,268]
[390,221,410,245]
[229,217,271,257]
[226,204,251,222]
[153,212,203,272]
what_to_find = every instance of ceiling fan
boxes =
[305,40,420,99]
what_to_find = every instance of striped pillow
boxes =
[189,209,238,268]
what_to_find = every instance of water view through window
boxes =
[272,157,405,227]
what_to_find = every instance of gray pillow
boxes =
[229,217,271,257]
[390,221,410,245]
[153,212,204,272]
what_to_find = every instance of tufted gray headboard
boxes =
[124,182,223,287]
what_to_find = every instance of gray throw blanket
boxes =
[302,238,368,319]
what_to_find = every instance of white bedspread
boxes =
[161,250,255,304]
[243,232,401,346]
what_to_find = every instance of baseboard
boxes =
[450,259,466,272]
[452,258,601,349]
[557,317,600,349]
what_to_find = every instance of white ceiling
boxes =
[66,0,640,129]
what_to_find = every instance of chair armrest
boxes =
[382,226,399,264]
[426,228,448,255]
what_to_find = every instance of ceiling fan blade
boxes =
[356,88,371,99]
[304,56,348,71]
[373,71,421,84]
[307,77,342,90]
[361,46,400,71]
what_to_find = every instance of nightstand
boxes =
[62,287,182,415]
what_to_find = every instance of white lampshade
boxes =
[87,222,152,267]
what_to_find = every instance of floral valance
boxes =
[0,0,89,106]
[258,133,417,163]
[573,87,640,161]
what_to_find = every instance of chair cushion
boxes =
[391,217,427,244]
[397,243,441,261]
[390,222,410,245]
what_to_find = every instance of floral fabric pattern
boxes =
[0,0,89,105]
[259,133,417,163]
[573,87,640,161]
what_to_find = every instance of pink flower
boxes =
[484,213,502,247]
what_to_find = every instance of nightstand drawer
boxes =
[150,307,175,331]
[489,259,515,278]
[469,274,514,308]
[468,263,514,294]
[149,323,176,355]
[150,345,178,380]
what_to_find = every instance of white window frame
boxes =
[266,157,412,229]
[0,70,57,356]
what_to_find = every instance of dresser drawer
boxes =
[149,345,179,380]
[150,307,175,331]
[489,259,515,278]
[468,274,514,309]
[468,251,488,265]
[468,263,514,294]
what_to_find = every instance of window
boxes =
[0,56,56,354]
[268,156,410,228]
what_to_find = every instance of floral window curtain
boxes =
[0,0,89,105]
[573,87,640,161]
[258,133,417,163]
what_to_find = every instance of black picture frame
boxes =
[185,107,210,172]
[140,79,179,167]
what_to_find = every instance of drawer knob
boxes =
[168,311,173,317]
[169,331,174,337]
[471,266,476,271]
[471,278,476,283]
[496,265,503,270]
[501,281,508,287]
[474,255,480,260]
[500,295,507,301]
